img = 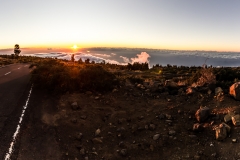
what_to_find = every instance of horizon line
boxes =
[0,46,240,53]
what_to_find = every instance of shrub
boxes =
[188,68,216,86]
[196,68,216,86]
[30,59,118,93]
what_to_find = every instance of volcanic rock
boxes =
[215,87,223,96]
[232,114,240,126]
[71,102,79,110]
[193,123,204,132]
[195,106,210,122]
[230,82,240,100]
[215,123,230,141]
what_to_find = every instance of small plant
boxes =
[196,68,216,86]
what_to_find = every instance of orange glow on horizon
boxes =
[0,42,239,52]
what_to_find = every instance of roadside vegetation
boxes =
[2,54,240,94]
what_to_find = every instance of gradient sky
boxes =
[1,0,240,51]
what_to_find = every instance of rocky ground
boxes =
[15,74,240,160]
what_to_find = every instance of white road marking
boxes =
[5,72,11,75]
[4,85,33,160]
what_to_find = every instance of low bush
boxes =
[30,59,118,93]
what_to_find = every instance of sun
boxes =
[72,44,78,49]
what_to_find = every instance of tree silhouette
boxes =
[14,44,21,56]
[85,58,90,64]
[71,54,75,62]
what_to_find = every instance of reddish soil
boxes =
[16,82,240,160]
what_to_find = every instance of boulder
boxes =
[224,111,235,123]
[195,106,210,122]
[215,124,227,141]
[232,115,240,126]
[222,123,231,133]
[230,82,240,100]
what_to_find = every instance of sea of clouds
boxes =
[1,48,240,67]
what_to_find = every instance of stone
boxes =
[215,87,223,95]
[188,135,197,138]
[211,153,217,157]
[153,134,160,140]
[232,115,240,126]
[164,80,178,88]
[149,124,156,131]
[194,155,201,160]
[165,114,172,120]
[158,114,165,119]
[80,148,85,155]
[71,102,79,110]
[168,130,176,136]
[222,122,231,133]
[76,133,83,140]
[95,129,101,136]
[224,114,233,123]
[195,106,210,122]
[230,82,240,100]
[112,88,118,92]
[193,123,204,132]
[86,91,92,95]
[232,139,237,143]
[186,87,195,95]
[207,90,212,95]
[80,115,87,120]
[215,123,227,141]
[92,138,103,144]
[120,149,127,156]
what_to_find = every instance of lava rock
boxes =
[193,123,204,132]
[149,124,156,131]
[76,133,83,140]
[230,82,240,100]
[195,106,210,122]
[153,134,160,140]
[92,138,103,144]
[215,87,223,95]
[168,130,176,136]
[215,123,228,141]
[120,149,127,156]
[95,129,101,136]
[71,102,79,110]
[232,115,240,126]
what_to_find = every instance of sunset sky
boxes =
[1,0,240,52]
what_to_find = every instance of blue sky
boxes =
[0,0,240,51]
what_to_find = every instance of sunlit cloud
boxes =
[120,56,130,63]
[131,52,150,63]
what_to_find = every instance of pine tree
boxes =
[14,44,21,56]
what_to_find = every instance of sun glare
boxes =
[72,45,78,49]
